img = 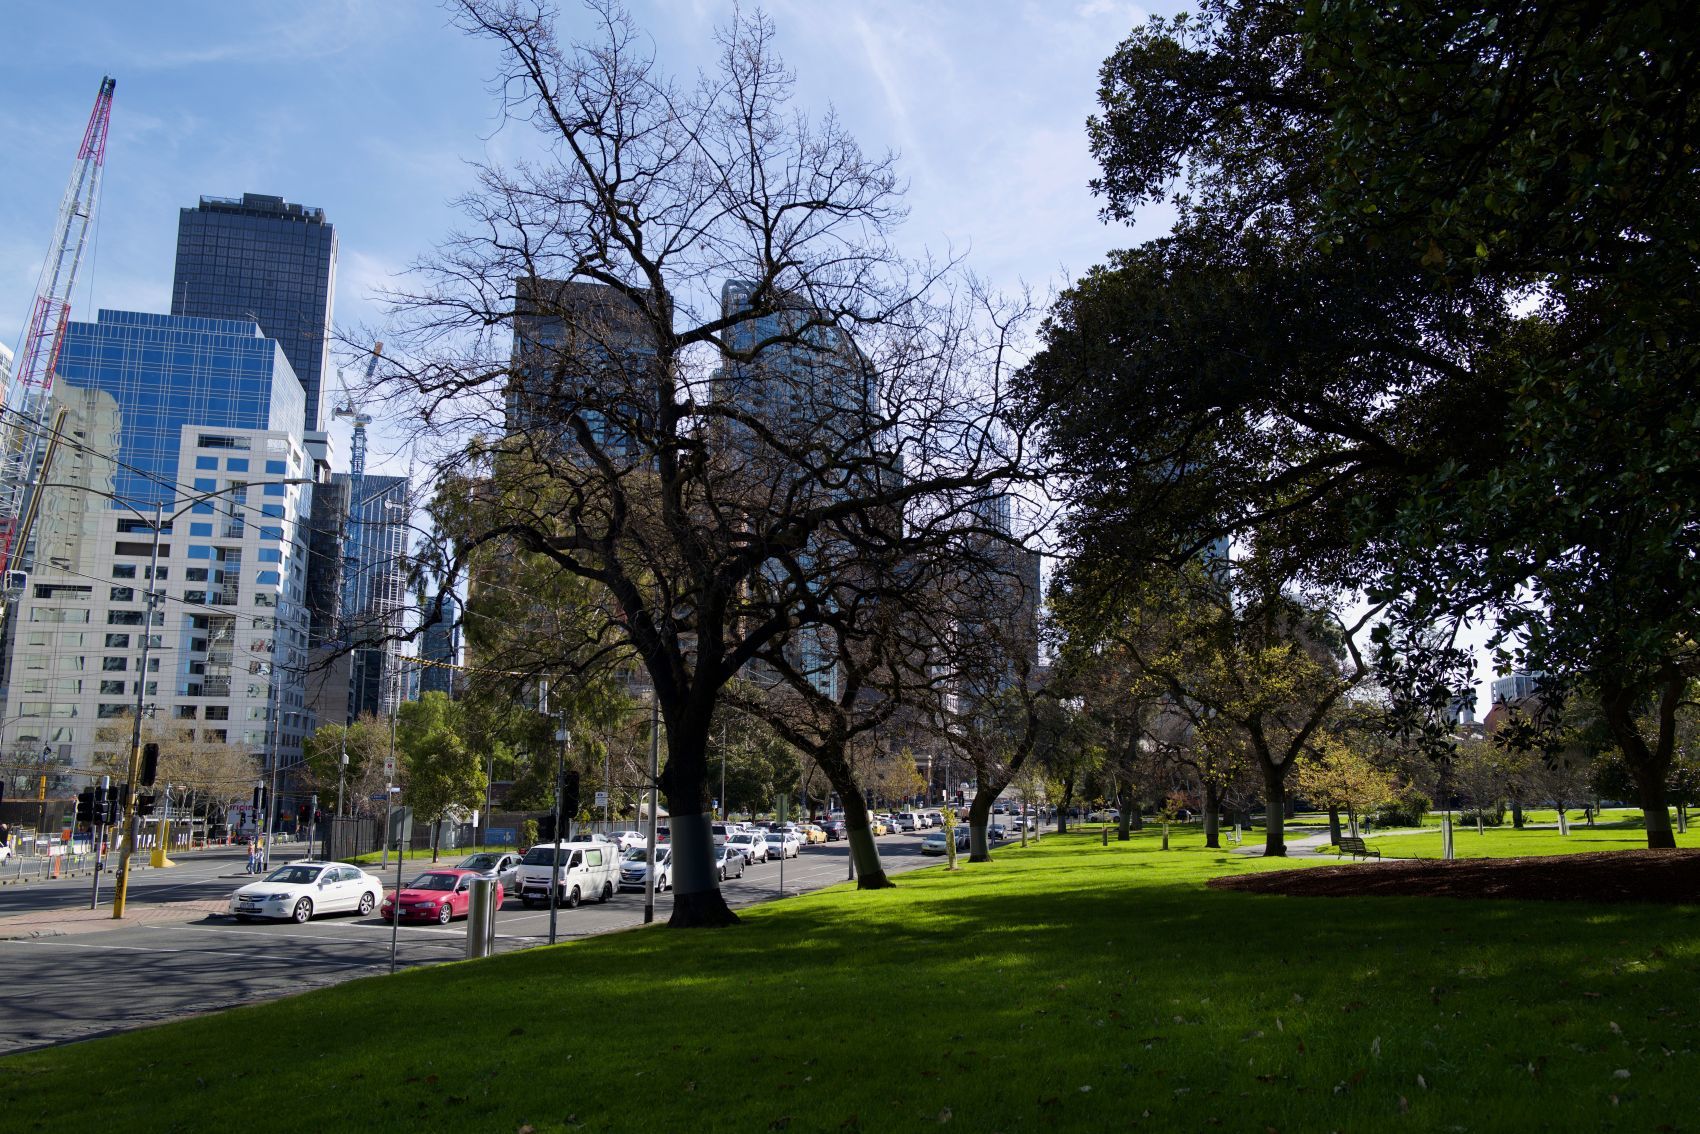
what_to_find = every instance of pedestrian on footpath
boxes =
[246,840,262,874]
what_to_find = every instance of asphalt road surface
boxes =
[0,835,942,1054]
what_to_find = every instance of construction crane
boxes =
[0,76,117,598]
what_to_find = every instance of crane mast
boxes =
[0,76,116,592]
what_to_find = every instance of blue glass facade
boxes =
[54,310,307,509]
[171,193,337,432]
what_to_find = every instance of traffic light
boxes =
[252,786,266,813]
[110,783,130,825]
[140,742,160,787]
[135,794,156,817]
[92,783,108,825]
[76,790,94,824]
[561,770,581,820]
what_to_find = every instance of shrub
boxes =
[1371,786,1431,829]
[519,818,539,849]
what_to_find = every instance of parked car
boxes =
[229,861,383,924]
[897,811,924,832]
[727,832,768,864]
[516,841,619,908]
[867,817,889,836]
[921,830,951,856]
[799,824,827,844]
[761,831,800,859]
[381,868,504,924]
[456,851,522,891]
[716,843,747,881]
[1087,808,1119,822]
[619,845,672,891]
[821,820,847,841]
[610,830,647,851]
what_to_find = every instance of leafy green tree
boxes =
[397,692,487,862]
[302,714,396,818]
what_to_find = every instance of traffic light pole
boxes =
[89,775,109,910]
[112,503,162,919]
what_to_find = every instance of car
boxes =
[716,843,746,881]
[456,851,521,891]
[867,817,889,836]
[619,845,672,891]
[229,861,383,924]
[612,830,647,851]
[516,841,619,908]
[799,823,827,845]
[380,868,504,924]
[820,820,846,841]
[921,830,951,856]
[727,832,768,864]
[0,841,11,864]
[897,811,924,832]
[760,831,799,859]
[1087,808,1119,822]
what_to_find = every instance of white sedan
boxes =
[761,831,800,859]
[229,861,384,924]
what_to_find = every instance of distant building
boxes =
[1491,671,1542,705]
[420,591,460,697]
[0,311,315,788]
[336,472,409,717]
[507,277,655,456]
[172,193,337,432]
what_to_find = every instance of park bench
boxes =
[1337,835,1381,861]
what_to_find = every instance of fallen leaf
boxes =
[1416,1075,1427,1090]
[1371,1037,1381,1059]
[1612,1069,1630,1080]
[937,1108,953,1124]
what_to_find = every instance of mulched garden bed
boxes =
[1208,849,1700,904]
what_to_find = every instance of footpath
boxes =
[0,896,234,940]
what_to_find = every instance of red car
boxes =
[379,868,504,925]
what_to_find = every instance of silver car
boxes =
[456,851,521,891]
[727,833,768,864]
[716,843,746,881]
[619,846,672,891]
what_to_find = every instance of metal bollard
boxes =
[466,877,498,959]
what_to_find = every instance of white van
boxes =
[515,841,619,909]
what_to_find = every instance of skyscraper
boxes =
[420,590,459,697]
[0,311,316,788]
[337,472,409,717]
[171,193,337,432]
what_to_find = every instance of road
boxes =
[0,835,941,1054]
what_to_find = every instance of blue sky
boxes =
[0,0,1181,470]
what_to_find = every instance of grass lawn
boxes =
[5,830,1699,1132]
[1365,821,1700,860]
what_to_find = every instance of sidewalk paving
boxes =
[0,897,232,940]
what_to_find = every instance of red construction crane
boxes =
[0,76,117,594]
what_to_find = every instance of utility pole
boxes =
[548,724,568,945]
[88,774,109,910]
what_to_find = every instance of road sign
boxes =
[382,755,396,778]
[594,791,608,808]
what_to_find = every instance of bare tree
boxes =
[380,1,1030,925]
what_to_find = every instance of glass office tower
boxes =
[171,193,337,432]
[53,311,306,507]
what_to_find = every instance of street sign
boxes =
[368,793,387,803]
[594,791,608,808]
[382,756,396,778]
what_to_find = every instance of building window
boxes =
[100,680,125,695]
[97,704,129,719]
[204,705,229,721]
[112,565,137,579]
[110,586,135,602]
[195,455,219,470]
[104,634,130,648]
[175,705,197,720]
[102,657,127,671]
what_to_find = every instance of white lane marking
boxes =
[140,922,460,946]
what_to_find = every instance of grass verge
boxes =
[346,845,517,867]
[3,828,1697,1132]
[1366,822,1699,859]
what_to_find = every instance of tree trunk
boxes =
[838,781,894,889]
[967,792,993,863]
[430,813,441,863]
[1326,805,1341,847]
[1600,675,1680,850]
[1117,798,1133,842]
[1128,807,1143,831]
[1511,798,1524,828]
[1346,804,1358,838]
[1203,782,1221,849]
[658,720,737,928]
[1261,762,1288,857]
[1058,775,1073,834]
